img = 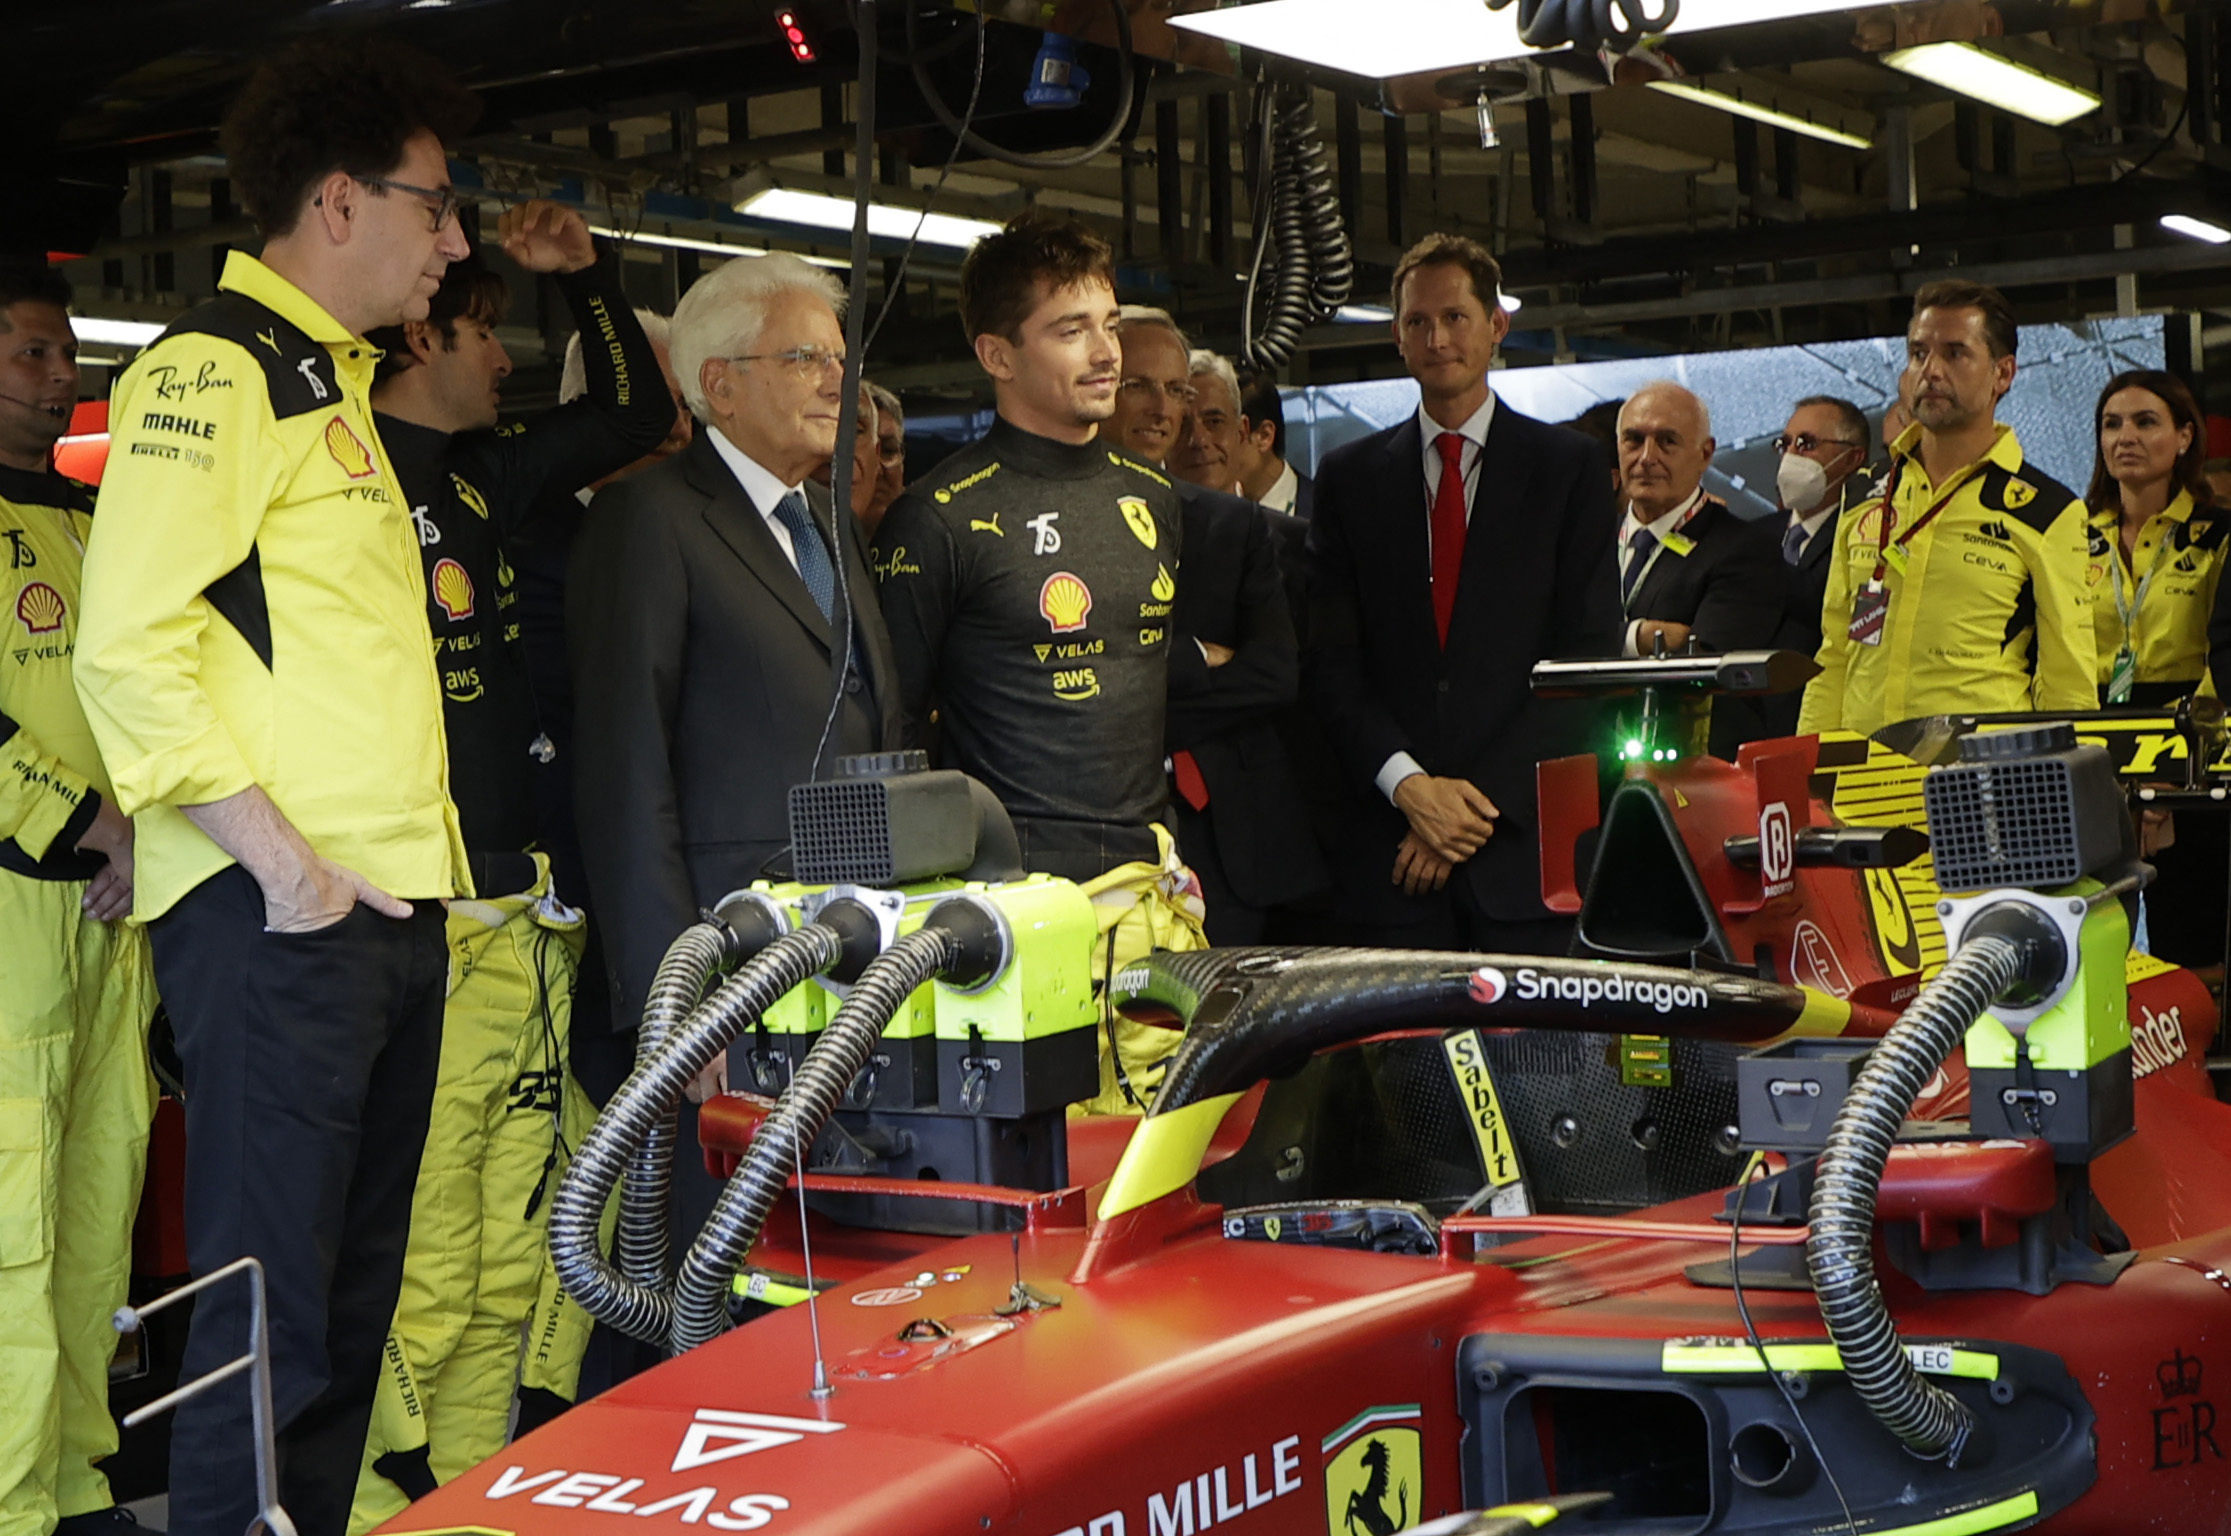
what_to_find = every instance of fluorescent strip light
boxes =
[1336,295,1523,323]
[585,224,847,270]
[739,188,1001,250]
[1171,0,1861,80]
[71,316,165,347]
[1647,80,1872,149]
[1881,42,2099,127]
[2163,214,2231,245]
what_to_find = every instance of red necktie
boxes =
[1430,431,1469,646]
[1171,749,1210,811]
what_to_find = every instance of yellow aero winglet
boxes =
[1868,1492,2040,1536]
[1097,1092,1244,1220]
[1786,986,1853,1038]
[1662,1340,1999,1381]
[1479,1503,1564,1528]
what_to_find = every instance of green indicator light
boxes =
[1623,739,1645,759]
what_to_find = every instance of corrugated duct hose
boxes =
[668,926,964,1353]
[549,924,845,1344]
[1804,935,2026,1463]
[1241,82,1353,372]
[1482,0,1679,50]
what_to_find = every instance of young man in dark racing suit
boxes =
[352,200,672,1528]
[873,213,1204,1112]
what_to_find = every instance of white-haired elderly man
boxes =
[568,252,900,1150]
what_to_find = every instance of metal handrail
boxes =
[114,1257,297,1536]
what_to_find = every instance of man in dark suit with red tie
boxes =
[1306,232,1624,953]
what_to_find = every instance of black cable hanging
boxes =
[1485,0,1679,52]
[1241,80,1354,372]
[905,0,1139,171]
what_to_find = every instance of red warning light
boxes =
[776,9,816,63]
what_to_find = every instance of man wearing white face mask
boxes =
[1766,395,1872,735]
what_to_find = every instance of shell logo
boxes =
[15,581,65,634]
[1118,495,1157,550]
[1038,571,1092,634]
[432,558,475,621]
[1150,564,1175,602]
[324,416,376,480]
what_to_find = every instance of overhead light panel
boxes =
[2162,214,2231,245]
[738,187,1001,249]
[1647,80,1872,150]
[70,317,166,347]
[1881,42,2099,127]
[1170,0,1862,81]
[585,223,848,269]
[1335,295,1523,323]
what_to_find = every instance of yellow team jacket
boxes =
[1798,423,2096,738]
[1,466,110,878]
[2084,489,2226,698]
[74,252,468,920]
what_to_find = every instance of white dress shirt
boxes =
[707,425,809,571]
[1619,486,1708,657]
[1375,391,1500,805]
[1261,460,1301,515]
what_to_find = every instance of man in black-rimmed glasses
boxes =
[1765,395,1871,734]
[73,38,477,1536]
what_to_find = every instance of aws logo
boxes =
[1053,667,1100,700]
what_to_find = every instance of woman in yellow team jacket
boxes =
[2085,368,2226,969]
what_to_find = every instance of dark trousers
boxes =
[149,867,446,1536]
[1339,876,1575,958]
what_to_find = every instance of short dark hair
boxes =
[366,253,508,382]
[221,37,480,238]
[1792,394,1870,453]
[0,261,72,317]
[1910,279,2018,361]
[958,213,1115,345]
[1391,231,1503,316]
[1238,369,1287,457]
[2088,369,2211,512]
[1560,399,1622,479]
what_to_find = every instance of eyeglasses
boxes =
[1772,433,1865,456]
[358,174,461,232]
[1118,377,1197,405]
[724,347,847,380]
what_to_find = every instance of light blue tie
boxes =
[772,491,836,623]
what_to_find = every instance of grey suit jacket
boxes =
[569,430,900,1022]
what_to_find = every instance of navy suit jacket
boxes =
[1305,403,1624,923]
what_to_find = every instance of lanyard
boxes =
[1868,454,1987,583]
[2107,521,2173,642]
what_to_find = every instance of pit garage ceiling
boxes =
[14,0,2231,397]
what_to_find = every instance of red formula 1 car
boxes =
[375,656,2231,1536]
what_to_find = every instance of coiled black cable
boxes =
[1242,82,1354,372]
[1485,0,1680,51]
[668,926,962,1353]
[550,926,845,1344]
[1805,936,2022,1462]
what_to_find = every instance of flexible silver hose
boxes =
[1805,936,2022,1461]
[668,927,962,1353]
[551,926,844,1343]
[618,924,731,1293]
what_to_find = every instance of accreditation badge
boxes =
[1849,580,1890,647]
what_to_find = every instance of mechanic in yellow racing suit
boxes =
[0,265,157,1536]
[873,215,1206,1115]
[347,203,672,1532]
[1800,280,2095,738]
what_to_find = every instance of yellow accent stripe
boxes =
[1479,1503,1563,1528]
[1784,986,1853,1038]
[1662,1341,1999,1381]
[1097,1092,1244,1219]
[1870,1492,2041,1536]
[1442,1033,1522,1187]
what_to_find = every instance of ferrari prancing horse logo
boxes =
[1119,495,1157,550]
[1323,1405,1421,1536]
